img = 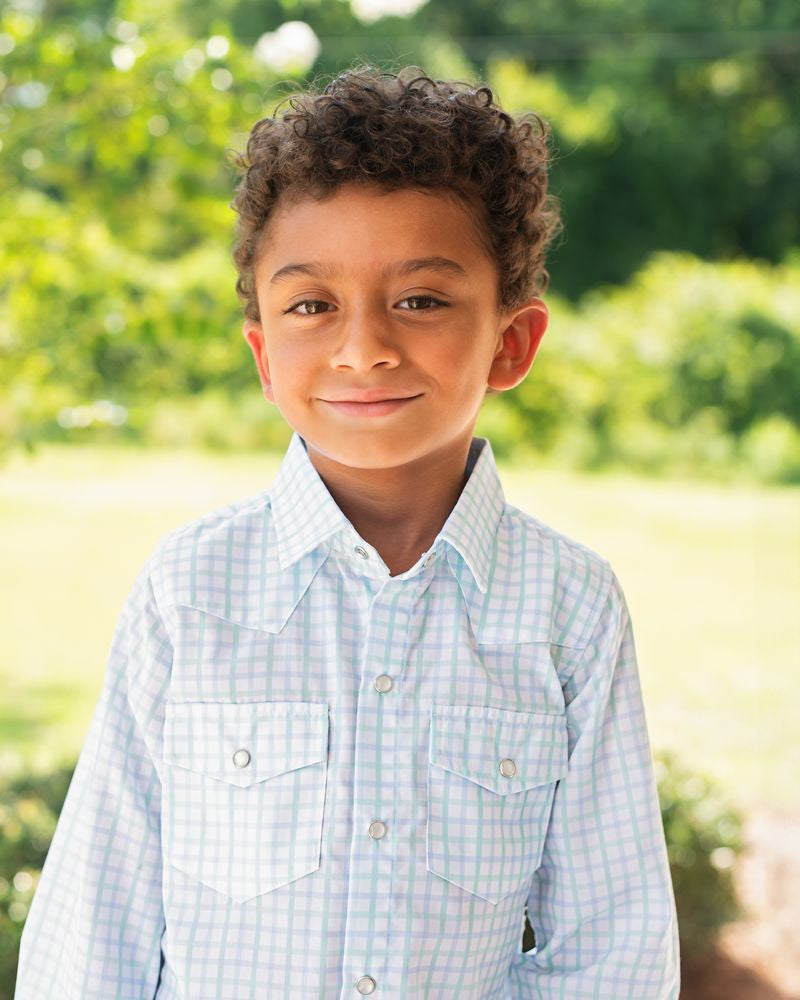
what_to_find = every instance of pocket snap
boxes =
[163,700,329,903]
[427,704,568,904]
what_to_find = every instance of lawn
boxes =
[1,442,798,813]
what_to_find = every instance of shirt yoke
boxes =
[145,487,615,692]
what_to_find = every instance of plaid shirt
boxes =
[16,431,680,999]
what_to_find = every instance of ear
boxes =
[242,319,276,404]
[487,298,549,392]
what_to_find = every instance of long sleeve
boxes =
[15,558,171,1000]
[507,570,680,998]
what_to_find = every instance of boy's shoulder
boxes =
[478,500,618,650]
[144,487,276,613]
[142,487,620,653]
[150,487,273,563]
[504,500,612,576]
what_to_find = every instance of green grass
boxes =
[1,442,798,813]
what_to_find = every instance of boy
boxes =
[15,66,680,998]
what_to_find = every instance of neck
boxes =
[306,435,475,575]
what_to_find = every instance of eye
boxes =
[397,295,449,311]
[284,300,334,316]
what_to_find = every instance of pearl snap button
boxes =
[423,553,434,568]
[354,545,369,559]
[374,674,393,693]
[233,748,251,768]
[356,975,376,994]
[499,758,517,778]
[368,820,387,839]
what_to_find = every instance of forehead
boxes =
[255,183,496,278]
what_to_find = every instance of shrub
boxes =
[0,763,74,997]
[655,749,745,960]
[503,252,800,484]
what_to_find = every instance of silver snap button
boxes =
[233,748,251,768]
[354,545,369,560]
[368,820,387,840]
[499,758,517,778]
[355,975,376,994]
[374,674,393,694]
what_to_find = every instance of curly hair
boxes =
[230,64,561,324]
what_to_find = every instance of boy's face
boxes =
[243,183,548,471]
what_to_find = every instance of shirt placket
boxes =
[340,569,420,998]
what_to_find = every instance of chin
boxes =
[305,434,425,469]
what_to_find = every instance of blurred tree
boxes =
[1,1,272,257]
[3,0,798,291]
[389,0,800,296]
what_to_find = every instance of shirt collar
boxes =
[270,431,506,594]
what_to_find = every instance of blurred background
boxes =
[1,0,799,996]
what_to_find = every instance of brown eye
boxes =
[397,296,448,310]
[285,300,333,315]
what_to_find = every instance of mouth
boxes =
[320,395,422,417]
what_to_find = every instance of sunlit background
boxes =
[1,0,799,995]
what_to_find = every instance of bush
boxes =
[655,749,745,961]
[503,251,800,484]
[0,763,74,998]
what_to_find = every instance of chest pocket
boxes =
[163,700,329,903]
[427,704,568,905]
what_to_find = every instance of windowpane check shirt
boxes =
[16,432,680,999]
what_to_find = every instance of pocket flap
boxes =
[164,701,329,789]
[430,704,568,795]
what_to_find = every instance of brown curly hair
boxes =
[230,64,561,324]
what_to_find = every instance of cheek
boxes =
[266,338,312,384]
[430,334,489,394]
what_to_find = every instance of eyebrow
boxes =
[269,256,469,284]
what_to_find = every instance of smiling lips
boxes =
[322,389,422,403]
[320,392,422,416]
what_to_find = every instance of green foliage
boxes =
[0,763,74,998]
[408,5,800,297]
[488,252,800,483]
[0,191,248,452]
[654,749,745,960]
[0,4,275,254]
[0,3,279,455]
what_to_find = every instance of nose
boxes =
[329,304,402,373]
